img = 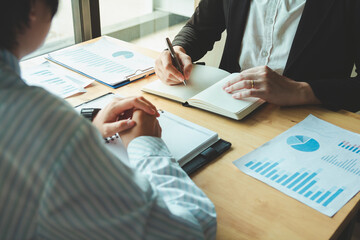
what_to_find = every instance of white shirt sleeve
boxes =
[37,123,216,240]
[128,136,217,239]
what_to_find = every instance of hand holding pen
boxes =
[154,38,193,86]
[165,38,187,86]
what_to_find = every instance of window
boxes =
[26,0,194,58]
[100,0,192,52]
[26,0,75,59]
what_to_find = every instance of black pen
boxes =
[165,37,187,86]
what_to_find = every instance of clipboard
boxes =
[46,57,155,89]
[46,36,156,89]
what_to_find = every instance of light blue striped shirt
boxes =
[0,49,216,240]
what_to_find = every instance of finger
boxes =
[222,73,242,89]
[167,73,185,85]
[224,80,254,93]
[162,51,185,81]
[222,72,259,89]
[103,119,136,137]
[130,96,158,115]
[231,89,264,99]
[241,66,269,74]
[155,65,182,85]
[109,97,157,117]
[178,53,193,79]
[137,97,160,117]
[157,58,186,85]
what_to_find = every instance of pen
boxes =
[165,37,187,86]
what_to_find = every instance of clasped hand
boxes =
[92,96,162,148]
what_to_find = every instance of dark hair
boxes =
[0,0,59,50]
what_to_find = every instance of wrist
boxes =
[297,82,321,105]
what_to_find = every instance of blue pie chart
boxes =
[112,51,134,59]
[286,135,320,152]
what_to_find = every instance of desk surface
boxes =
[37,37,360,239]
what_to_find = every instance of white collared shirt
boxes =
[239,0,306,75]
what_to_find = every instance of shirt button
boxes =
[261,51,268,57]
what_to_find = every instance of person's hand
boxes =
[155,46,193,85]
[120,110,162,148]
[92,96,159,138]
[222,66,321,106]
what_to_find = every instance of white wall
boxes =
[153,0,195,17]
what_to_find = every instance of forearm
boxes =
[173,0,225,62]
[128,136,217,240]
[306,76,360,112]
[173,24,210,62]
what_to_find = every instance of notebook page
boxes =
[48,37,154,86]
[74,93,219,166]
[159,111,218,166]
[189,73,261,116]
[142,64,230,103]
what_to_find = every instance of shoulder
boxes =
[2,84,97,155]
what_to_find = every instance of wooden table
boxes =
[35,37,360,239]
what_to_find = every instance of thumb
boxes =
[103,119,136,137]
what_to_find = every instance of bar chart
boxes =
[47,37,155,86]
[321,155,360,176]
[32,70,79,95]
[338,141,360,154]
[22,65,85,99]
[234,115,360,216]
[244,159,345,207]
[58,48,134,75]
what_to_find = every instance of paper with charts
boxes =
[46,37,154,87]
[233,115,360,216]
[22,61,92,98]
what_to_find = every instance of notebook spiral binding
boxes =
[104,133,120,143]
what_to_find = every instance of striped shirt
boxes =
[0,49,216,240]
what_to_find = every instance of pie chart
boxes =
[112,51,134,59]
[286,135,320,152]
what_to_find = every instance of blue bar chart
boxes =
[338,141,360,154]
[321,155,360,176]
[31,70,79,96]
[244,159,345,208]
[22,64,86,99]
[48,38,156,86]
[62,48,134,75]
[234,115,360,217]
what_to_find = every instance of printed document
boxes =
[233,115,360,216]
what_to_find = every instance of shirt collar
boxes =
[0,49,21,75]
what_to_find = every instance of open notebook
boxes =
[74,93,231,174]
[142,64,265,120]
